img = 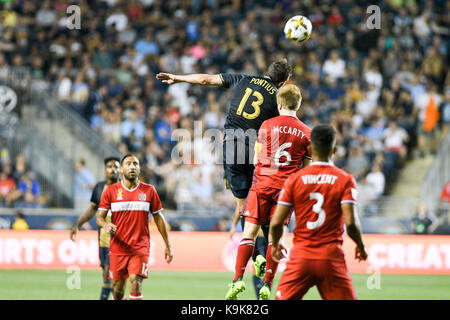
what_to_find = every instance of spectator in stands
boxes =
[415,82,442,157]
[357,175,377,216]
[0,171,15,207]
[322,50,346,82]
[11,153,27,182]
[365,163,386,198]
[73,158,95,210]
[345,146,369,181]
[11,211,29,230]
[440,181,450,205]
[14,190,43,209]
[410,202,439,235]
[383,121,410,163]
[6,172,41,205]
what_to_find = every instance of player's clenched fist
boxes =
[104,222,117,235]
[165,246,173,264]
[355,245,368,262]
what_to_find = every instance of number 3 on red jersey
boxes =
[307,192,326,230]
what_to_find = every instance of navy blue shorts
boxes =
[223,139,255,199]
[99,246,110,267]
[223,163,255,199]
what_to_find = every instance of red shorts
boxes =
[241,184,290,225]
[276,257,357,300]
[109,255,150,281]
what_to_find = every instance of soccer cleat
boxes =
[259,283,271,300]
[253,255,266,279]
[225,280,246,300]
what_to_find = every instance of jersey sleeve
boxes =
[341,174,358,205]
[277,175,295,207]
[219,73,246,89]
[90,182,102,206]
[304,128,312,160]
[98,185,112,211]
[150,186,163,215]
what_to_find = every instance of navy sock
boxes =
[100,286,112,300]
[252,275,264,299]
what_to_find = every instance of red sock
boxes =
[129,292,143,300]
[233,239,255,281]
[264,242,279,287]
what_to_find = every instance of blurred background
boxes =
[0,0,448,235]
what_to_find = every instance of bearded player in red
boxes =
[270,124,368,300]
[97,154,173,300]
[225,84,312,300]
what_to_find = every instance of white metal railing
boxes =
[421,132,450,214]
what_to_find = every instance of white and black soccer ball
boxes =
[284,15,312,43]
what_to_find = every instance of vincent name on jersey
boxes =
[273,125,307,139]
[301,174,338,185]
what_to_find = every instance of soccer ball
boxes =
[284,15,312,43]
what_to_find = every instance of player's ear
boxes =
[278,103,283,112]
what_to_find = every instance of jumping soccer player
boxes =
[96,154,173,300]
[70,156,120,300]
[270,124,368,300]
[225,84,312,300]
[156,59,292,243]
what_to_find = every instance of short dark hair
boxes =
[266,59,292,85]
[120,153,137,165]
[104,156,120,166]
[311,124,337,158]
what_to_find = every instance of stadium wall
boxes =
[0,231,449,275]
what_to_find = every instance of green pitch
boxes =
[0,269,449,300]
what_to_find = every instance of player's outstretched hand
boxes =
[355,245,368,262]
[165,246,173,264]
[156,73,178,85]
[70,226,78,241]
[104,223,117,236]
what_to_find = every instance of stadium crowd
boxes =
[0,142,48,209]
[0,0,449,215]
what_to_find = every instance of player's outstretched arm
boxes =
[342,203,368,261]
[269,204,292,262]
[70,203,97,241]
[156,73,223,86]
[153,212,173,264]
[96,210,116,235]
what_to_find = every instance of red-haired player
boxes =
[97,154,173,300]
[270,124,368,300]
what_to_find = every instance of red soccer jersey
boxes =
[255,115,311,189]
[278,162,358,261]
[98,180,163,256]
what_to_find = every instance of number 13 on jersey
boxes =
[236,88,263,120]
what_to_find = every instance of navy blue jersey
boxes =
[220,73,279,144]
